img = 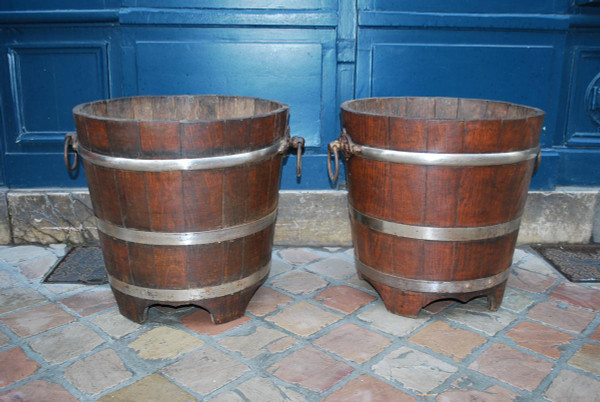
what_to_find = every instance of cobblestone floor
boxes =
[0,245,599,401]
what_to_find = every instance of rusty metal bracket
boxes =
[327,129,359,181]
[64,132,79,172]
[290,136,305,177]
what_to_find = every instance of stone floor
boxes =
[1,245,600,401]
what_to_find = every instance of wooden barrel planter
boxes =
[329,97,544,317]
[66,95,303,324]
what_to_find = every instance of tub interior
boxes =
[343,97,543,121]
[77,95,285,121]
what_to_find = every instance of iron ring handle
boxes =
[291,136,304,177]
[327,141,340,182]
[64,132,79,172]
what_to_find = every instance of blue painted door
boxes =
[1,1,600,189]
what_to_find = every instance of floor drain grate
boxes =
[530,244,600,283]
[44,246,107,285]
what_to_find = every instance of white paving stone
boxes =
[210,376,306,402]
[372,346,458,393]
[0,245,54,264]
[90,309,141,339]
[445,299,518,336]
[357,303,428,337]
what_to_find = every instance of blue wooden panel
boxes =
[0,25,118,188]
[357,0,569,14]
[7,44,109,144]
[122,0,334,10]
[134,41,323,147]
[0,0,118,11]
[369,44,554,125]
[566,47,600,147]
[356,30,564,151]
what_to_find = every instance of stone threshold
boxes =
[0,188,598,246]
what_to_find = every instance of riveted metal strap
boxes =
[350,205,521,241]
[108,262,270,302]
[356,259,510,293]
[337,129,539,167]
[97,210,277,246]
[77,137,287,172]
[356,144,539,166]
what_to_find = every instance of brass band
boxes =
[349,205,520,241]
[356,143,539,167]
[97,210,277,246]
[77,137,287,172]
[108,262,270,302]
[356,259,510,293]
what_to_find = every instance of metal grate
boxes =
[44,246,107,285]
[531,244,600,283]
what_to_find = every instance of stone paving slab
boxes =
[0,245,599,401]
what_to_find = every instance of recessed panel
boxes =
[370,43,553,122]
[135,41,323,146]
[9,45,108,140]
[566,48,600,147]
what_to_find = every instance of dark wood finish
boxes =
[74,95,289,324]
[343,97,544,317]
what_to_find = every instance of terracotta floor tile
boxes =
[544,369,600,402]
[278,248,321,265]
[314,323,391,363]
[269,271,328,295]
[59,288,116,316]
[568,343,600,376]
[246,286,293,316]
[98,374,194,402]
[1,303,75,338]
[0,347,39,387]
[266,301,341,337]
[305,257,355,280]
[312,285,376,314]
[372,346,457,393]
[507,268,556,294]
[550,282,600,312]
[28,323,104,364]
[408,321,487,361]
[0,380,77,402]
[526,301,595,333]
[0,287,46,315]
[324,374,416,402]
[505,322,574,359]
[268,347,353,392]
[468,344,553,391]
[181,308,250,336]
